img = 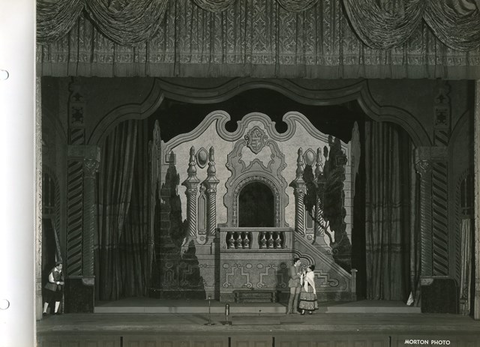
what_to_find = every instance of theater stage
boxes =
[92,298,422,314]
[37,300,480,347]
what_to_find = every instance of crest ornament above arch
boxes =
[245,126,268,154]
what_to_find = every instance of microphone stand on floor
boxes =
[204,296,215,325]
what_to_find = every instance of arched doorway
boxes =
[238,182,275,227]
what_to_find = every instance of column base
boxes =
[64,277,95,313]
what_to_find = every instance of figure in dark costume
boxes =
[43,262,64,315]
[286,258,302,314]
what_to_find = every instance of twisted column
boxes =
[292,148,306,236]
[183,147,200,239]
[314,148,325,241]
[204,147,219,242]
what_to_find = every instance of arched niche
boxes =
[238,181,275,227]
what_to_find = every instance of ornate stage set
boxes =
[36,0,480,330]
[155,111,357,302]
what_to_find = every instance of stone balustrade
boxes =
[219,227,293,252]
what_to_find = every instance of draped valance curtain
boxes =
[343,0,480,51]
[37,0,480,79]
[38,0,480,50]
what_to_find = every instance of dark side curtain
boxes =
[364,121,417,301]
[96,119,154,300]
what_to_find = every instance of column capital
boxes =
[68,145,101,162]
[415,146,448,162]
[84,158,100,178]
[415,146,448,175]
[415,159,431,176]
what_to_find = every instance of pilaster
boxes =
[415,146,449,278]
[415,148,433,277]
[83,156,100,278]
[474,80,480,320]
[35,77,43,320]
[65,145,100,313]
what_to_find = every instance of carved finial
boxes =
[187,146,197,177]
[209,146,215,161]
[207,147,216,176]
[296,148,304,179]
[315,147,323,178]
[168,151,175,165]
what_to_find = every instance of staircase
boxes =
[294,235,356,301]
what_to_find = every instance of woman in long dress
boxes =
[298,264,318,315]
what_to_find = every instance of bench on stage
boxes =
[233,289,278,303]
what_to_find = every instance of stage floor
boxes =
[37,301,480,347]
[93,298,422,314]
[38,311,480,333]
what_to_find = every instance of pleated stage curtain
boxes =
[96,120,154,301]
[459,219,473,314]
[364,121,417,302]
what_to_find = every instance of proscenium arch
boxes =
[88,79,164,145]
[88,78,431,147]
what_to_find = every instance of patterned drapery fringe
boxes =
[37,0,480,79]
[192,0,237,12]
[276,0,319,12]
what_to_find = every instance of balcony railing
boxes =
[219,227,293,252]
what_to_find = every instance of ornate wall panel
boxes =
[36,332,480,347]
[124,335,228,347]
[37,335,120,347]
[219,253,291,301]
[68,79,86,145]
[277,335,389,347]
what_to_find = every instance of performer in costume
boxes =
[299,264,318,315]
[286,257,302,314]
[43,262,64,315]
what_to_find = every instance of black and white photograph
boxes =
[1,1,480,346]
